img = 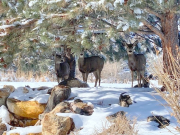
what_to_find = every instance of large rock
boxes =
[3,85,15,93]
[70,99,94,115]
[147,115,170,128]
[42,113,74,135]
[106,111,127,122]
[0,88,10,107]
[119,92,133,107]
[7,98,46,119]
[38,102,72,126]
[50,102,71,114]
[59,78,89,88]
[27,133,42,135]
[0,123,7,135]
[9,113,38,127]
[44,85,71,113]
[3,132,42,135]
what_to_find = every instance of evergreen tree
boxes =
[75,0,180,74]
[0,0,179,76]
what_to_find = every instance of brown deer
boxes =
[54,53,70,84]
[78,52,104,87]
[123,40,146,87]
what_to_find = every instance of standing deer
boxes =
[54,53,70,84]
[123,40,146,87]
[78,52,104,87]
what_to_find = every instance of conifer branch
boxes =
[145,8,163,20]
[143,20,165,41]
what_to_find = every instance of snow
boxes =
[6,126,42,135]
[46,0,63,4]
[106,3,114,10]
[0,106,10,123]
[29,0,38,7]
[134,8,142,14]
[114,0,124,7]
[8,86,50,103]
[0,81,179,135]
[122,24,129,31]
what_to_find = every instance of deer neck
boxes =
[128,54,136,61]
[78,57,85,67]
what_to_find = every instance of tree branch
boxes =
[143,20,165,41]
[145,7,163,20]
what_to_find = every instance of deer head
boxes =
[55,53,66,64]
[123,40,138,55]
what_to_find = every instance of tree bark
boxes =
[161,12,179,74]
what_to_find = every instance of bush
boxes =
[152,51,180,132]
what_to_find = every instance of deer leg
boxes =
[64,75,69,80]
[137,72,141,87]
[93,71,98,87]
[98,70,101,86]
[131,71,134,87]
[85,73,89,83]
[140,71,145,87]
[82,73,85,82]
[57,77,60,84]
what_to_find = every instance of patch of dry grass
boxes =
[94,115,138,135]
[152,51,180,132]
[76,60,131,84]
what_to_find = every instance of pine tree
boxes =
[74,0,180,74]
[0,0,179,76]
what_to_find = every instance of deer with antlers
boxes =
[123,40,146,88]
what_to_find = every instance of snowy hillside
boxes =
[0,81,179,135]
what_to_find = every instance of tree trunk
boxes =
[161,12,179,74]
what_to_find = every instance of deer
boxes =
[54,53,70,84]
[78,51,104,87]
[123,40,146,88]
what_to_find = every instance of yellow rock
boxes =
[3,132,42,135]
[42,113,74,135]
[3,85,15,93]
[23,119,38,127]
[27,133,42,135]
[2,132,19,135]
[7,98,46,119]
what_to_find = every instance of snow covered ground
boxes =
[0,81,179,135]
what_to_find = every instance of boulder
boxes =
[42,113,74,135]
[37,86,51,91]
[27,133,42,135]
[3,85,15,93]
[70,100,94,115]
[7,98,46,119]
[3,132,42,135]
[147,115,170,128]
[38,102,71,126]
[50,102,71,114]
[59,78,89,88]
[9,113,38,127]
[44,85,71,113]
[2,133,19,135]
[106,111,127,122]
[119,92,133,107]
[0,89,10,107]
[0,123,7,135]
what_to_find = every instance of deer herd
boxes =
[54,40,148,88]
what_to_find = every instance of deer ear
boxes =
[81,48,84,52]
[121,41,127,46]
[133,40,138,46]
[52,51,56,56]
